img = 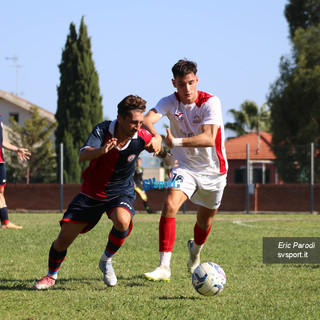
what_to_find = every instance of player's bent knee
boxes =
[111,210,132,231]
[163,199,180,216]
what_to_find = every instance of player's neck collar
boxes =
[174,91,198,108]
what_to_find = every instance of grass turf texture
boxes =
[0,213,319,320]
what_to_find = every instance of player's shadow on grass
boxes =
[118,274,151,287]
[284,264,320,269]
[0,275,157,291]
[0,279,39,291]
[0,277,106,291]
[159,295,201,300]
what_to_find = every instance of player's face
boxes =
[172,72,198,105]
[118,110,144,138]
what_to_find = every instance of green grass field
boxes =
[0,212,319,320]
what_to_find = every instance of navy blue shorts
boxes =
[61,193,135,233]
[0,163,6,187]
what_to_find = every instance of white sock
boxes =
[46,272,58,280]
[160,251,172,268]
[192,242,203,256]
[101,253,112,262]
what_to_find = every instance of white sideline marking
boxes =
[232,220,257,228]
[232,219,316,232]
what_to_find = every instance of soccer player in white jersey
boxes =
[143,59,228,281]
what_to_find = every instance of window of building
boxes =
[252,168,270,184]
[235,168,246,183]
[9,112,19,123]
[235,167,270,184]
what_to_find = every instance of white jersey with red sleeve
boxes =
[155,91,228,176]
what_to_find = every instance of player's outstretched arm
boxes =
[164,125,218,148]
[79,138,117,161]
[143,109,162,156]
[2,139,31,161]
[145,141,177,172]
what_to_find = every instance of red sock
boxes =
[194,223,212,246]
[159,216,176,252]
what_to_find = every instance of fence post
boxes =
[246,144,250,214]
[60,143,63,213]
[310,143,314,214]
[182,201,186,214]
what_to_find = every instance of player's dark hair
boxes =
[172,59,197,78]
[117,95,147,119]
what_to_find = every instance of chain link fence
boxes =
[242,143,320,213]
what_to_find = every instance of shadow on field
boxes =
[1,274,178,291]
[0,279,37,291]
[159,295,201,300]
[286,264,320,269]
[119,274,154,287]
[0,277,104,291]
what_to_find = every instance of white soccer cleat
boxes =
[187,239,201,274]
[143,265,171,282]
[33,276,56,290]
[99,259,117,287]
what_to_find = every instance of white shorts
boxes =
[169,167,227,210]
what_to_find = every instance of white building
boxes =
[0,90,166,181]
[0,90,56,141]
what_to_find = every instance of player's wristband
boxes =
[172,138,183,148]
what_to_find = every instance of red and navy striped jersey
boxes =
[80,120,153,201]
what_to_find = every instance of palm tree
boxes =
[225,100,270,137]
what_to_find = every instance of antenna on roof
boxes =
[5,55,23,96]
[5,55,18,63]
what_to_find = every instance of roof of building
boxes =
[0,90,55,123]
[225,131,275,160]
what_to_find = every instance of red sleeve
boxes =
[138,128,153,146]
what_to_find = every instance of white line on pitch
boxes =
[232,220,257,228]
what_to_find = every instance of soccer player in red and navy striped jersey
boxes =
[33,95,174,289]
[143,59,228,282]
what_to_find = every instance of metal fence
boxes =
[245,143,320,213]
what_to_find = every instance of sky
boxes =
[1,0,292,137]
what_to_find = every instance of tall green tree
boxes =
[269,26,320,145]
[225,100,270,137]
[285,0,320,39]
[268,23,320,182]
[6,106,57,183]
[56,16,103,183]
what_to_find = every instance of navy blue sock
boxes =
[0,207,9,224]
[48,242,67,277]
[105,227,130,258]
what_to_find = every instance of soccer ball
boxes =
[192,262,226,296]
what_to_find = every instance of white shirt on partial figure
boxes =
[155,91,228,176]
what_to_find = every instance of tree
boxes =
[285,0,320,39]
[267,24,320,182]
[55,16,103,183]
[225,100,270,137]
[6,106,57,183]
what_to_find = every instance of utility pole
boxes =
[5,55,23,96]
